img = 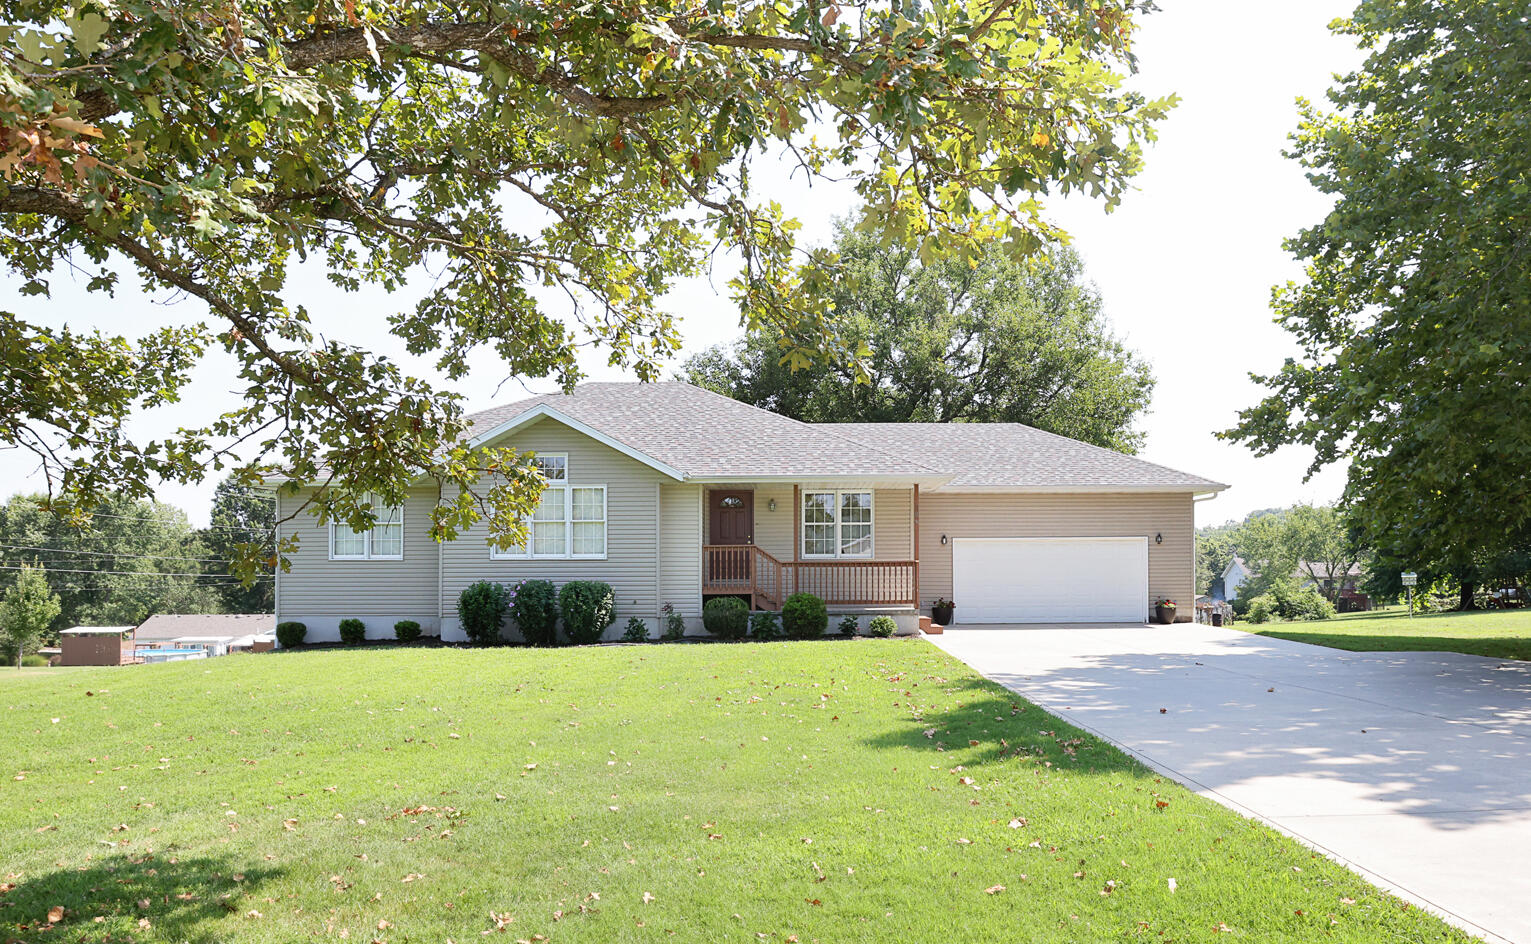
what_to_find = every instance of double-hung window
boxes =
[330,493,404,560]
[801,490,874,559]
[491,454,607,559]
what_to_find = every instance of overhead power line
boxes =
[0,542,240,564]
[0,564,265,579]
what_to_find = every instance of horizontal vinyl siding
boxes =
[440,417,666,640]
[751,485,795,559]
[919,492,1195,615]
[874,488,913,560]
[710,485,914,562]
[659,484,703,624]
[275,484,441,640]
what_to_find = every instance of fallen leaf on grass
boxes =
[1167,878,1178,893]
[642,892,655,904]
[48,905,65,923]
[984,885,1005,895]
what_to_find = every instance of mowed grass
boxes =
[1249,605,1531,661]
[2,641,1474,943]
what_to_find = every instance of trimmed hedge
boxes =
[20,653,48,667]
[703,597,749,639]
[511,579,559,647]
[781,592,828,639]
[560,581,616,645]
[749,610,782,641]
[868,615,897,637]
[276,621,307,648]
[394,620,422,642]
[837,614,859,636]
[338,618,366,645]
[458,581,509,646]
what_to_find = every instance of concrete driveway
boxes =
[930,623,1531,944]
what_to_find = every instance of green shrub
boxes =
[749,610,782,640]
[1246,597,1273,624]
[781,592,828,639]
[622,617,649,642]
[394,620,422,642]
[662,604,686,641]
[838,614,859,636]
[1230,595,1252,617]
[868,615,897,637]
[458,580,509,646]
[20,653,48,667]
[509,579,559,646]
[276,621,306,648]
[703,597,749,639]
[560,581,616,645]
[338,618,366,645]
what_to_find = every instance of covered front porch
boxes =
[698,483,921,610]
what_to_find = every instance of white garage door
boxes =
[951,537,1149,624]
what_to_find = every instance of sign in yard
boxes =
[1401,572,1418,586]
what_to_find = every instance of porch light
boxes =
[768,498,777,511]
[1155,533,1163,544]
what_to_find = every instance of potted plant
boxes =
[1155,597,1177,624]
[931,597,955,626]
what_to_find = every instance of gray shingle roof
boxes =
[466,382,937,477]
[135,613,274,640]
[464,382,1226,491]
[830,422,1226,491]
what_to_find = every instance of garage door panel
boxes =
[952,537,1147,624]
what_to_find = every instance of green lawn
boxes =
[1247,605,1531,660]
[2,641,1473,943]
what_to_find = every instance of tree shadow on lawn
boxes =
[1,852,282,943]
[861,676,1132,776]
[1254,629,1531,661]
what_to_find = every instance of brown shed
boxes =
[58,626,137,666]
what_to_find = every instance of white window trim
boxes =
[490,483,608,561]
[328,493,405,561]
[801,490,875,560]
[532,452,569,482]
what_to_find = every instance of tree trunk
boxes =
[1459,580,1477,611]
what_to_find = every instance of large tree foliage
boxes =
[1196,505,1362,602]
[0,493,221,632]
[1226,1,1531,604]
[200,477,275,613]
[0,563,59,667]
[682,225,1153,451]
[0,0,1172,562]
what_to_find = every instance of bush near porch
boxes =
[0,643,1469,944]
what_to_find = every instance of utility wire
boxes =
[0,564,267,578]
[0,542,242,564]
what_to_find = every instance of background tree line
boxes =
[0,476,273,650]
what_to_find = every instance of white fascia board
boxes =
[468,404,688,481]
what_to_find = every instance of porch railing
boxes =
[703,544,917,609]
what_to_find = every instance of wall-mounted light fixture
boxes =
[941,534,949,545]
[768,498,777,512]
[1155,533,1163,545]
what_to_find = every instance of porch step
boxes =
[919,616,943,635]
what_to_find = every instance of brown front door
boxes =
[708,490,754,587]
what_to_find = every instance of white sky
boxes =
[2,0,1360,529]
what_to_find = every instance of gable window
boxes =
[330,494,404,560]
[802,491,874,559]
[491,455,606,560]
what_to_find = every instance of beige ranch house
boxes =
[275,382,1227,642]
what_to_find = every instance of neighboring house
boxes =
[273,382,1227,641]
[1220,556,1255,601]
[1296,561,1370,612]
[134,613,276,656]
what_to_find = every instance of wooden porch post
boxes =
[912,484,921,609]
[792,484,800,597]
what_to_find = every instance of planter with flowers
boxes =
[931,597,955,626]
[1155,597,1177,625]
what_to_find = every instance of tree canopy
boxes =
[1226,0,1531,601]
[0,563,59,667]
[1,0,1172,558]
[200,477,276,614]
[682,223,1153,451]
[0,492,224,633]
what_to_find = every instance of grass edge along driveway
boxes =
[1247,605,1531,661]
[2,640,1477,943]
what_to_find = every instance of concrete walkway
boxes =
[930,623,1531,944]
